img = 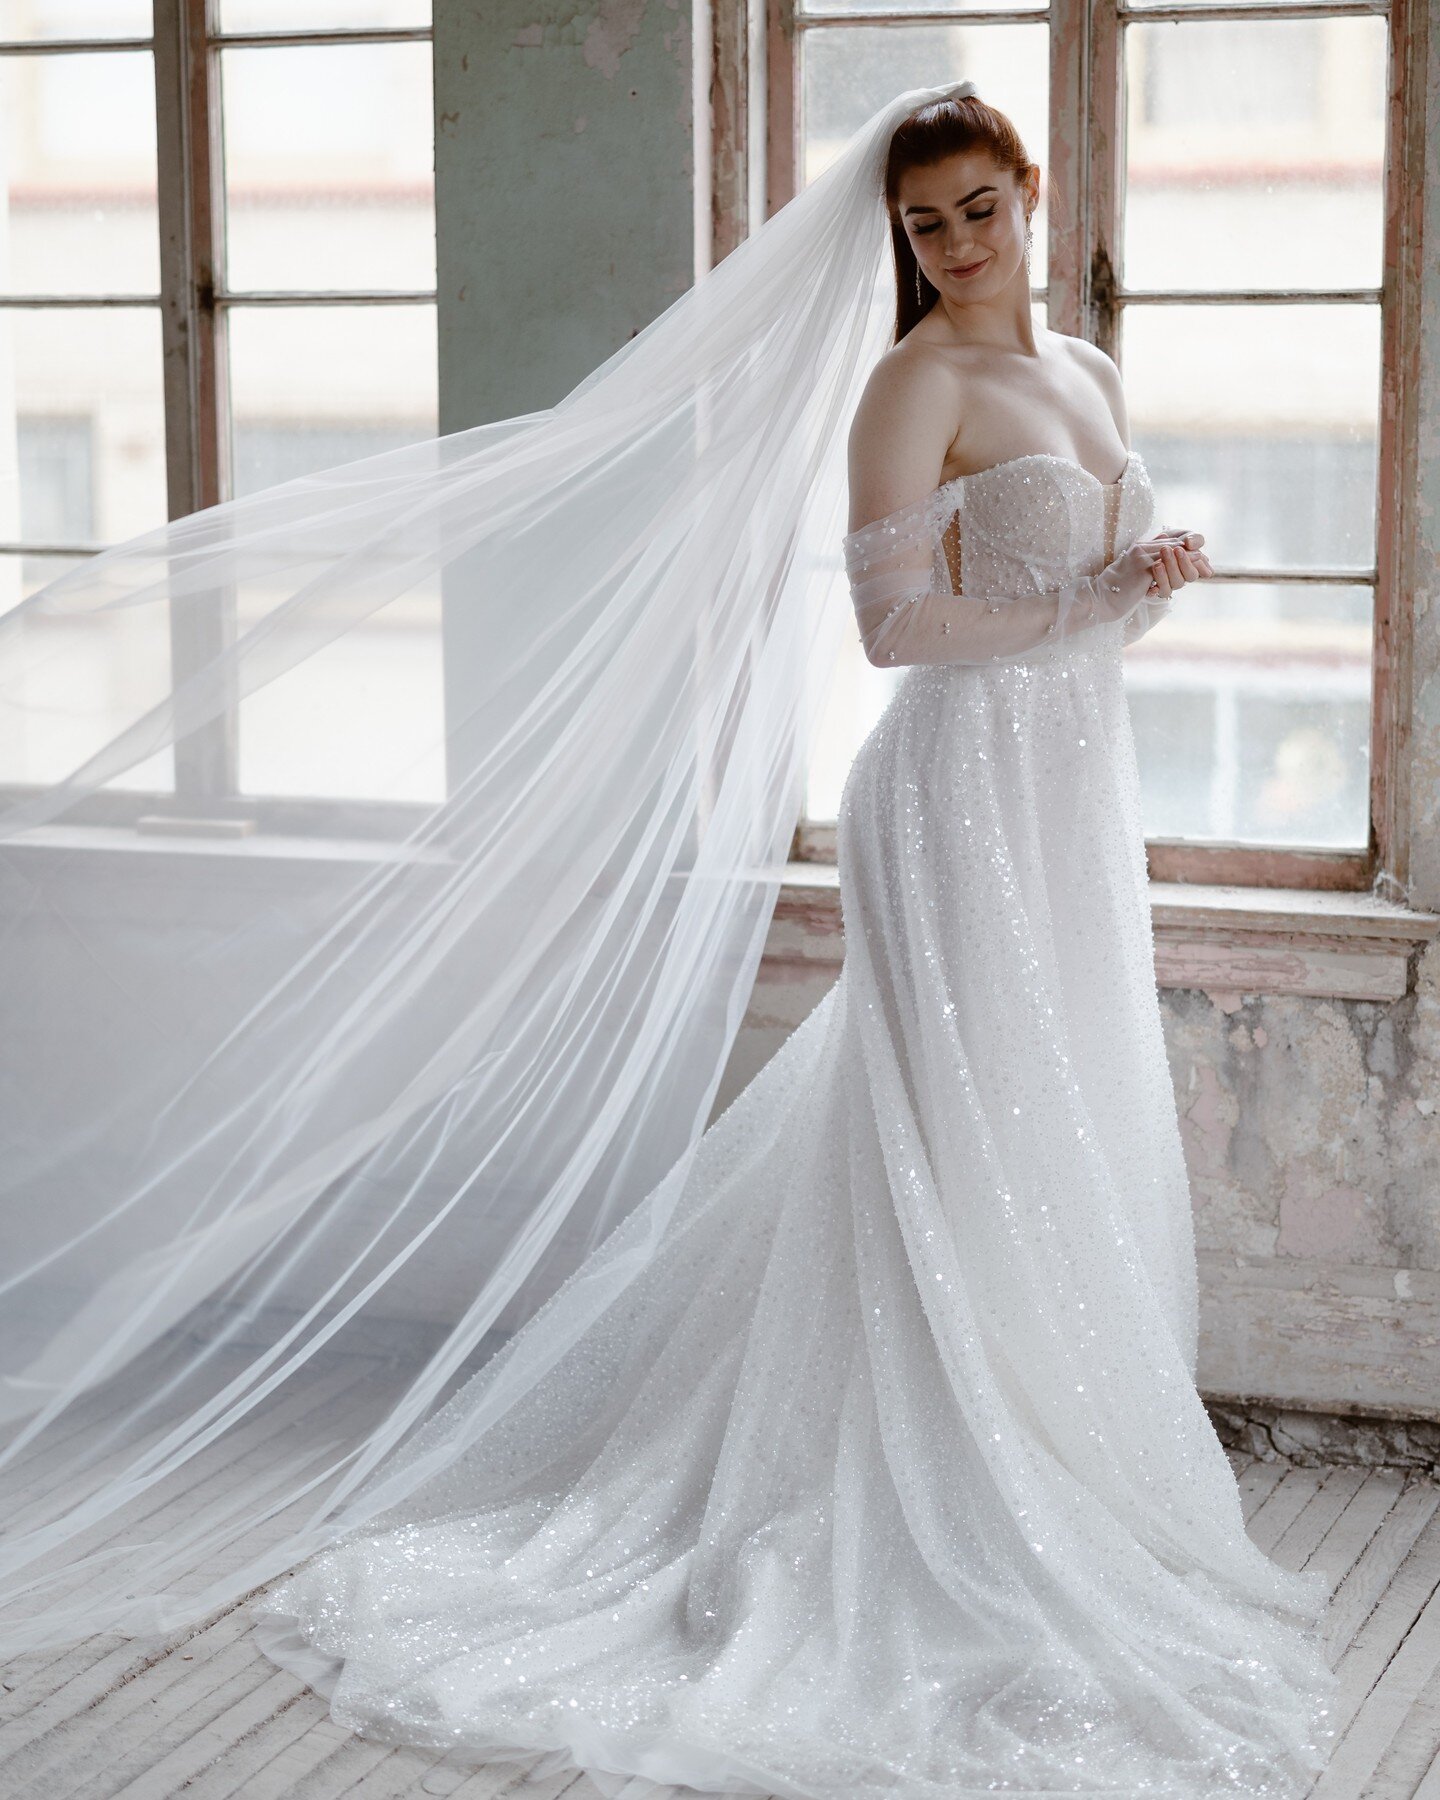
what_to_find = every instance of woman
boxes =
[245,94,1338,1798]
[0,82,1335,1797]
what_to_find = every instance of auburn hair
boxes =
[884,93,1037,345]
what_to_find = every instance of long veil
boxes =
[0,79,977,1654]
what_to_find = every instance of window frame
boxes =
[740,0,1420,898]
[0,0,438,843]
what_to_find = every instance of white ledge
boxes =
[771,864,1440,1003]
[3,829,1435,1001]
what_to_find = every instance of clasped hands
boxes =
[1092,526,1211,624]
[1140,527,1211,599]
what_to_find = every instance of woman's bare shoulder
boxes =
[1046,327,1129,435]
[856,333,965,415]
[847,339,965,531]
[1048,326,1122,388]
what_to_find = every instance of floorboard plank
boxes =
[1323,1480,1440,1667]
[0,1602,253,1780]
[166,1683,332,1800]
[1249,1467,1327,1554]
[1303,1470,1409,1600]
[1271,1467,1369,1574]
[1412,1744,1440,1799]
[1363,1670,1440,1800]
[0,1358,368,1688]
[15,1625,279,1799]
[1311,1553,1440,1799]
[1238,1459,1288,1523]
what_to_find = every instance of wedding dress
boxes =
[250,448,1339,1798]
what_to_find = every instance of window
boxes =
[0,0,438,830]
[767,0,1404,893]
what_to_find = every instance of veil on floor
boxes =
[0,80,978,1654]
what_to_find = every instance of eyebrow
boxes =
[902,185,998,215]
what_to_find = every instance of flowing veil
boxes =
[0,79,979,1654]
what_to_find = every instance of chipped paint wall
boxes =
[433,0,695,430]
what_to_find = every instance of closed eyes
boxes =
[914,208,996,235]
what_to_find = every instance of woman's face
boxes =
[895,150,1038,300]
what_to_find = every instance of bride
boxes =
[241,89,1339,1799]
[0,76,1337,1798]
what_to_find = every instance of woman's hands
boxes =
[1140,528,1212,598]
[1089,528,1213,626]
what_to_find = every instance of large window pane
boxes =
[0,550,174,792]
[1121,303,1380,573]
[229,299,444,792]
[237,571,444,802]
[1124,585,1371,849]
[0,2,150,42]
[221,39,435,293]
[218,0,430,28]
[0,48,159,295]
[4,305,167,541]
[1128,0,1355,9]
[226,302,437,494]
[807,628,898,824]
[1124,16,1386,294]
[799,0,1041,13]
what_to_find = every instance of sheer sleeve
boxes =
[842,491,1158,669]
[1120,593,1174,648]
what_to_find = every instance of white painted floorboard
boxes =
[4,1449,1437,1798]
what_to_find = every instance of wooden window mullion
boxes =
[153,0,239,812]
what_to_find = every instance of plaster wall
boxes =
[432,0,696,432]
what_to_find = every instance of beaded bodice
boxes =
[926,451,1153,600]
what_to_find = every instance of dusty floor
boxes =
[1,1458,1438,1798]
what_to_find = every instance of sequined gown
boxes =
[252,452,1338,1799]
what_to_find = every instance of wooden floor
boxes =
[2,1456,1439,1799]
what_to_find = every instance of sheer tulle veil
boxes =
[0,79,979,1652]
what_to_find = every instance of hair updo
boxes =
[884,92,1036,344]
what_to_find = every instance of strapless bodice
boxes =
[928,450,1154,599]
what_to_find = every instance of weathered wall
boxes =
[433,0,696,431]
[432,0,697,783]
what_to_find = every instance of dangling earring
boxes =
[914,261,924,305]
[1024,210,1034,269]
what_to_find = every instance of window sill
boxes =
[5,828,1437,1000]
[769,864,1440,1004]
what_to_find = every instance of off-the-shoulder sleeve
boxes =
[841,489,1153,668]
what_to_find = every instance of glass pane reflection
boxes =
[1123,305,1380,573]
[0,49,160,295]
[222,40,436,293]
[1124,16,1386,294]
[1124,581,1370,848]
[0,550,175,792]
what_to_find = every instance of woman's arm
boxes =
[843,497,1168,668]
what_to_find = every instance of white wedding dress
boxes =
[250,450,1339,1798]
